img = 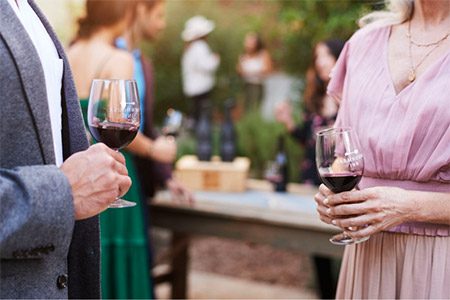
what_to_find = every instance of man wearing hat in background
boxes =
[181,15,220,124]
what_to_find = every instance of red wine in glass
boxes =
[89,122,138,150]
[320,173,362,193]
[316,127,368,245]
[87,79,140,208]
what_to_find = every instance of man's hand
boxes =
[60,143,131,220]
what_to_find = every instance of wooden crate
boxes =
[174,155,250,192]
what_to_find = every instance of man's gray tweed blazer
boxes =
[0,1,100,298]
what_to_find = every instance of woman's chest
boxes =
[387,35,450,96]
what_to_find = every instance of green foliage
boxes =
[149,0,281,124]
[235,111,284,177]
[175,111,303,181]
[235,111,303,180]
[149,0,375,122]
[278,0,373,74]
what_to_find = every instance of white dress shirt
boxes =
[181,40,220,97]
[8,0,64,166]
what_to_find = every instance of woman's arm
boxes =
[126,133,177,164]
[275,102,311,144]
[316,185,450,240]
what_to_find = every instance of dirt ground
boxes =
[153,229,318,297]
[189,236,315,289]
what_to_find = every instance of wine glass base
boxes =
[109,198,136,208]
[329,235,370,245]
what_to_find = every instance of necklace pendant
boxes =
[408,70,416,82]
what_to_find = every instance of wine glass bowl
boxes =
[87,79,140,208]
[264,161,282,184]
[316,127,368,245]
[162,108,183,137]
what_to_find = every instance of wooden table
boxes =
[150,179,344,299]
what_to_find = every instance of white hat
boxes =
[181,15,215,42]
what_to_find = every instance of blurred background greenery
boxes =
[146,0,376,121]
[38,0,380,182]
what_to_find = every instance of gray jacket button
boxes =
[56,274,68,289]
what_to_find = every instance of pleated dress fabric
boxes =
[327,24,450,299]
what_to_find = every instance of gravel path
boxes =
[153,229,317,293]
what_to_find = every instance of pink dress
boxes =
[328,24,450,299]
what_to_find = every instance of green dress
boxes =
[80,99,152,299]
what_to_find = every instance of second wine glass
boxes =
[316,127,369,245]
[87,79,140,208]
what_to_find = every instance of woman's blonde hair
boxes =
[359,0,414,27]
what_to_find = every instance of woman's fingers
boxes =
[332,212,384,229]
[326,189,375,206]
[314,186,334,224]
[318,184,334,197]
[327,201,381,217]
[317,205,333,224]
[314,191,327,206]
[330,232,349,242]
[345,223,382,240]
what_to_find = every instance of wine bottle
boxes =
[220,99,236,162]
[196,103,212,161]
[273,135,289,192]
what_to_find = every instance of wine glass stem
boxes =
[109,148,136,208]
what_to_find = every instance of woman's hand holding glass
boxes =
[316,127,366,245]
[316,185,415,241]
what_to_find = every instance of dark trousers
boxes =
[313,255,339,299]
[190,91,212,123]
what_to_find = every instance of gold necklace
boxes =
[407,21,450,82]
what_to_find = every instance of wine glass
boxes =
[316,127,368,245]
[162,108,183,137]
[87,79,140,208]
[264,160,281,185]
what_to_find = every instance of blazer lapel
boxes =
[28,0,89,158]
[0,1,55,164]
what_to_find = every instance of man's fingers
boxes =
[93,143,126,164]
[117,175,132,198]
[113,159,129,176]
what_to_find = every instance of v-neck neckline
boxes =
[384,25,450,98]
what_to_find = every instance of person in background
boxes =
[275,39,345,299]
[67,1,153,298]
[181,15,220,124]
[117,0,193,204]
[315,0,450,298]
[275,39,345,186]
[237,32,273,111]
[1,0,131,298]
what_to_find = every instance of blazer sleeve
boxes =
[0,165,75,259]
